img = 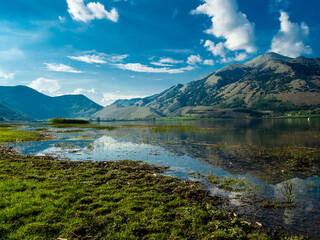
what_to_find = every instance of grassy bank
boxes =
[0,125,47,143]
[0,147,280,240]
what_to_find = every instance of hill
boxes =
[0,86,103,120]
[101,52,320,119]
[0,102,29,122]
[93,104,162,120]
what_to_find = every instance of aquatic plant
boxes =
[281,170,295,204]
[206,174,256,192]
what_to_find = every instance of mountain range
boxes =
[94,52,320,120]
[1,52,319,122]
[0,86,103,121]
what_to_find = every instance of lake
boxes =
[9,118,320,238]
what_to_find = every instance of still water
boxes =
[11,118,320,237]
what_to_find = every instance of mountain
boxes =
[97,52,320,119]
[92,104,162,120]
[0,86,103,120]
[0,102,30,122]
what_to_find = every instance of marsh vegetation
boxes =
[0,147,275,240]
[0,118,319,238]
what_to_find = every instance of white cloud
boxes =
[114,63,194,74]
[28,78,61,95]
[204,40,226,57]
[44,63,83,73]
[270,11,312,58]
[221,52,248,63]
[102,92,146,105]
[59,16,66,22]
[68,88,105,105]
[150,62,173,67]
[187,54,203,65]
[73,88,96,95]
[150,57,183,67]
[192,0,256,54]
[68,53,128,64]
[159,57,184,64]
[0,70,14,80]
[107,54,129,63]
[69,54,107,64]
[203,59,214,66]
[66,0,119,23]
[0,48,25,61]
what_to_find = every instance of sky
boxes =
[0,0,319,106]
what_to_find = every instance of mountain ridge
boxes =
[95,52,320,120]
[0,85,103,121]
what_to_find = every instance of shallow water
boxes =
[9,118,320,237]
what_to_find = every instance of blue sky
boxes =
[0,0,319,106]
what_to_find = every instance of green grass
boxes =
[206,174,257,192]
[50,118,90,124]
[0,126,47,143]
[0,147,281,240]
[212,143,320,178]
[44,123,118,131]
[121,124,205,133]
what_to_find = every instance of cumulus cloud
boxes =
[191,0,256,54]
[203,59,214,66]
[187,54,203,65]
[114,63,194,74]
[0,70,14,80]
[66,0,119,23]
[28,78,61,95]
[270,11,312,58]
[68,53,128,64]
[221,52,248,63]
[204,40,226,57]
[44,63,83,73]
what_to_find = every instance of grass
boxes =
[206,174,257,192]
[121,124,209,133]
[280,170,295,204]
[249,145,320,175]
[44,123,118,131]
[150,125,201,133]
[0,146,279,240]
[0,126,47,143]
[50,118,90,124]
[211,143,320,179]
